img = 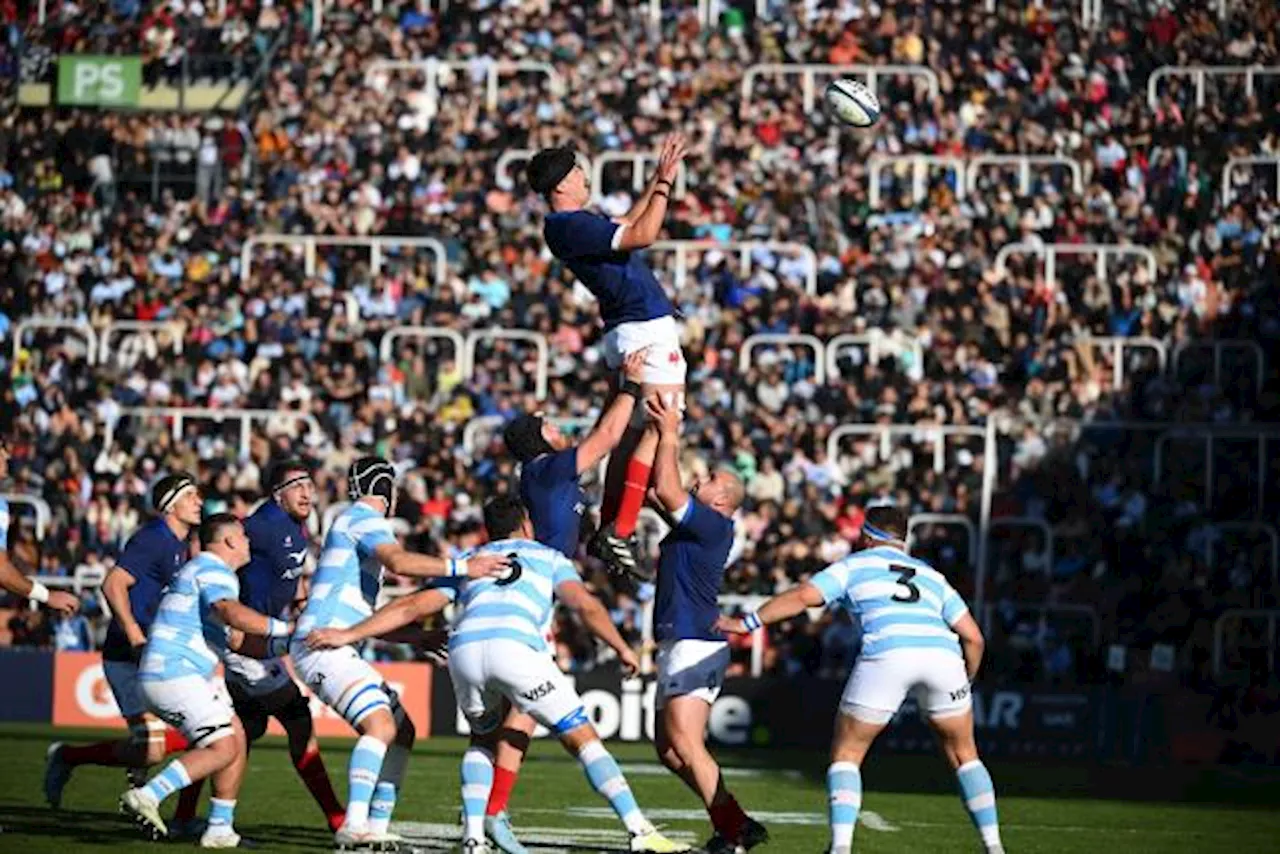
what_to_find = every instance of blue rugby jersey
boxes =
[543,209,674,329]
[440,538,578,653]
[139,553,240,682]
[519,448,585,558]
[653,498,735,643]
[240,500,309,619]
[102,518,189,662]
[294,502,396,638]
[809,546,968,658]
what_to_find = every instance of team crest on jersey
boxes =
[284,535,293,547]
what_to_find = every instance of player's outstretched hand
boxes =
[645,395,681,435]
[305,627,353,650]
[713,615,747,635]
[622,346,650,384]
[657,133,688,182]
[467,552,512,579]
[47,590,80,616]
[618,647,641,678]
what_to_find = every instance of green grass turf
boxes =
[0,723,1276,852]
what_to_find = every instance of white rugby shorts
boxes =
[140,675,235,748]
[840,648,972,724]
[655,639,730,709]
[601,315,687,387]
[448,638,582,735]
[290,641,401,729]
[223,651,295,698]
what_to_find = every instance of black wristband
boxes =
[655,178,673,188]
[653,191,670,200]
[620,380,643,400]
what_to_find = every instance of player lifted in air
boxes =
[45,472,204,834]
[717,506,1003,854]
[222,458,345,832]
[305,495,691,854]
[289,456,508,850]
[643,397,766,854]
[118,513,295,848]
[527,134,689,580]
[0,437,79,614]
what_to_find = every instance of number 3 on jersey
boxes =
[890,564,920,603]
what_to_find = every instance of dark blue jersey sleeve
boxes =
[545,211,620,259]
[115,524,163,580]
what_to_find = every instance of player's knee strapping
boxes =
[338,681,391,728]
[460,746,495,840]
[827,761,862,850]
[956,760,1001,847]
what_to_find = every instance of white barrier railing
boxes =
[1084,336,1168,391]
[0,494,51,539]
[738,334,826,385]
[463,329,550,400]
[1221,156,1280,206]
[241,234,449,291]
[591,151,687,204]
[495,148,537,189]
[828,422,996,609]
[1173,339,1265,398]
[1153,427,1280,516]
[98,321,184,365]
[13,318,98,366]
[994,242,1159,294]
[1213,608,1279,679]
[825,331,924,382]
[1148,65,1280,109]
[741,64,940,112]
[1080,0,1103,28]
[366,59,564,118]
[986,517,1055,580]
[102,407,323,459]
[868,154,967,208]
[907,513,978,567]
[1205,522,1279,587]
[648,239,818,296]
[981,602,1101,648]
[965,154,1084,196]
[378,325,467,369]
[462,415,507,457]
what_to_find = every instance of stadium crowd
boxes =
[1,0,1278,696]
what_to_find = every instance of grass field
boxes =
[0,723,1277,853]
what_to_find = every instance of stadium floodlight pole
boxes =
[12,318,98,367]
[0,494,51,540]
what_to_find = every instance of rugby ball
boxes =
[825,78,881,128]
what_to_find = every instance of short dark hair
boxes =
[199,512,241,549]
[526,145,576,196]
[483,495,528,541]
[863,505,908,541]
[266,457,311,493]
[502,414,553,464]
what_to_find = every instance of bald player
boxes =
[643,397,766,854]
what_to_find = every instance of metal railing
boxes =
[379,325,467,368]
[965,154,1085,196]
[741,64,940,112]
[1147,65,1280,109]
[868,154,967,208]
[1212,608,1279,679]
[648,240,818,295]
[241,234,449,290]
[463,329,550,400]
[994,242,1160,294]
[1153,426,1280,516]
[13,318,99,366]
[0,494,51,539]
[1204,522,1279,587]
[495,148,537,189]
[1173,340,1265,398]
[98,321,184,365]
[101,407,322,459]
[738,334,826,384]
[981,602,1101,648]
[1084,336,1168,391]
[1221,156,1280,206]
[591,151,688,204]
[365,59,564,117]
[826,331,924,381]
[907,513,978,567]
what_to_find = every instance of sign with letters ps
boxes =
[57,56,142,107]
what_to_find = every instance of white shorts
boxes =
[140,675,235,748]
[655,639,729,709]
[448,639,583,736]
[291,642,401,729]
[840,649,972,724]
[601,315,687,386]
[103,659,149,719]
[223,651,294,698]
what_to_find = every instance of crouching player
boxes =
[118,513,294,848]
[716,506,1003,854]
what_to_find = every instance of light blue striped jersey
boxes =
[441,538,579,653]
[809,546,969,659]
[0,497,8,551]
[139,553,240,682]
[295,501,397,638]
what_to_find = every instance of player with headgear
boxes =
[290,456,509,850]
[526,133,689,582]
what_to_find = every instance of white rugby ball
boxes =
[825,78,881,128]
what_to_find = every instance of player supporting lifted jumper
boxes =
[717,506,1004,854]
[527,134,689,581]
[222,458,345,832]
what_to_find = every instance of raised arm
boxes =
[556,579,640,677]
[614,133,687,250]
[645,395,685,513]
[304,588,454,651]
[575,348,648,474]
